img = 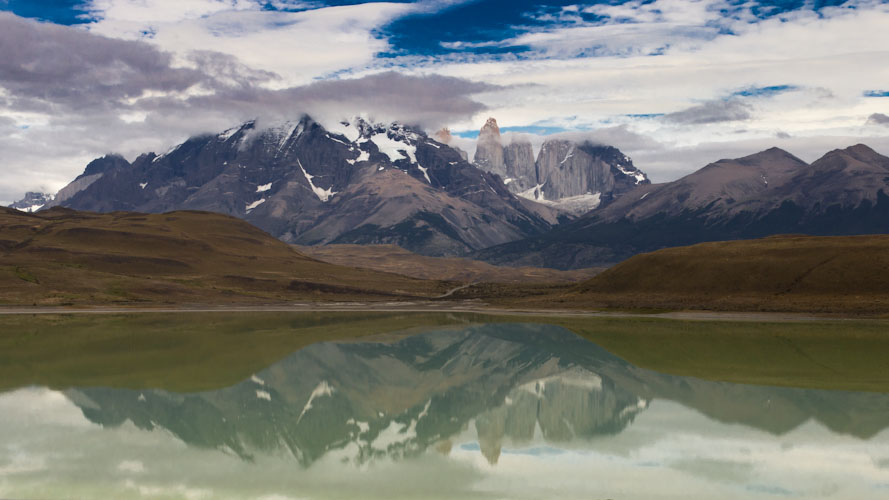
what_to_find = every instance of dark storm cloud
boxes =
[663,99,752,125]
[0,12,204,111]
[867,113,889,126]
[271,71,497,127]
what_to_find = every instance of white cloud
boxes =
[392,0,889,180]
[85,0,259,25]
[85,1,417,86]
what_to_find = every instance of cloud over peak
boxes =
[0,12,497,202]
[867,113,889,126]
[663,99,752,125]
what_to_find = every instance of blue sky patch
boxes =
[454,124,572,138]
[376,0,606,57]
[0,0,92,25]
[864,90,889,97]
[731,85,799,98]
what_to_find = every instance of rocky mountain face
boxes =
[472,118,649,215]
[432,127,468,161]
[8,191,54,212]
[473,117,507,178]
[502,140,536,191]
[477,144,889,268]
[65,323,889,468]
[51,116,558,257]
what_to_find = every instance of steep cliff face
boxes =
[502,139,536,192]
[472,118,650,215]
[535,139,616,200]
[473,118,506,178]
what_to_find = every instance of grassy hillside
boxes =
[554,234,889,314]
[0,207,451,306]
[297,243,604,283]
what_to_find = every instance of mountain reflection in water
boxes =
[3,322,889,499]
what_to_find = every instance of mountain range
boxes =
[478,144,889,268]
[8,115,889,270]
[35,117,565,257]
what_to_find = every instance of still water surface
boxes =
[2,320,888,499]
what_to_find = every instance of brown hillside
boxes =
[553,234,889,314]
[0,207,450,306]
[297,244,603,284]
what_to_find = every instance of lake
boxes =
[1,312,888,499]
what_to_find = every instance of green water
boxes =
[1,313,888,499]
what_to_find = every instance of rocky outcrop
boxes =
[8,192,54,212]
[502,139,536,192]
[433,127,468,161]
[472,118,650,216]
[473,118,506,178]
[535,141,647,201]
[52,116,556,257]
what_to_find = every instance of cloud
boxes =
[0,12,204,111]
[84,1,417,86]
[0,13,496,203]
[663,99,752,125]
[0,12,494,124]
[83,0,259,25]
[867,113,889,126]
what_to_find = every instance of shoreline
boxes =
[0,301,866,323]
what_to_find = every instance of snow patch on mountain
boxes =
[417,165,431,183]
[347,150,370,165]
[617,164,647,185]
[370,133,416,163]
[326,134,350,147]
[246,198,266,212]
[518,185,602,215]
[298,159,337,202]
[326,119,361,143]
